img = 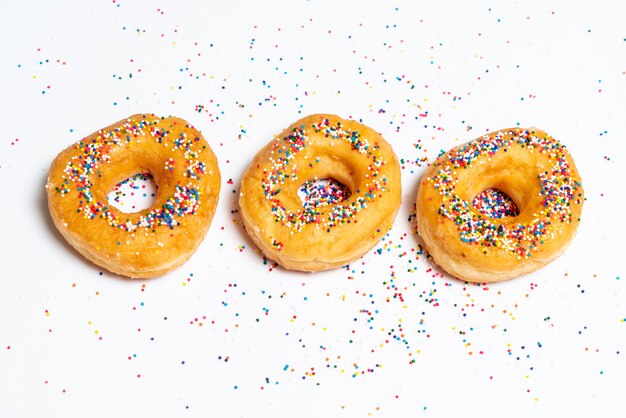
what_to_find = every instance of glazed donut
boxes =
[416,128,584,283]
[46,114,221,278]
[239,114,402,271]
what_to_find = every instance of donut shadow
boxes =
[409,176,509,286]
[232,182,368,277]
[39,173,145,283]
[406,175,458,282]
[39,173,84,261]
[230,190,313,277]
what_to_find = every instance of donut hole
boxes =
[106,172,158,213]
[297,178,352,210]
[471,188,519,218]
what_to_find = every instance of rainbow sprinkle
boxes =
[298,178,351,212]
[471,188,519,218]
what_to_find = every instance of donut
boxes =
[239,114,402,271]
[46,114,221,278]
[416,128,584,283]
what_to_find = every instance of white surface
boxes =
[1,1,625,417]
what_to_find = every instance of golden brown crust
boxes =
[46,114,221,278]
[416,127,584,283]
[239,114,402,271]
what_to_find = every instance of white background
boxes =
[1,1,625,417]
